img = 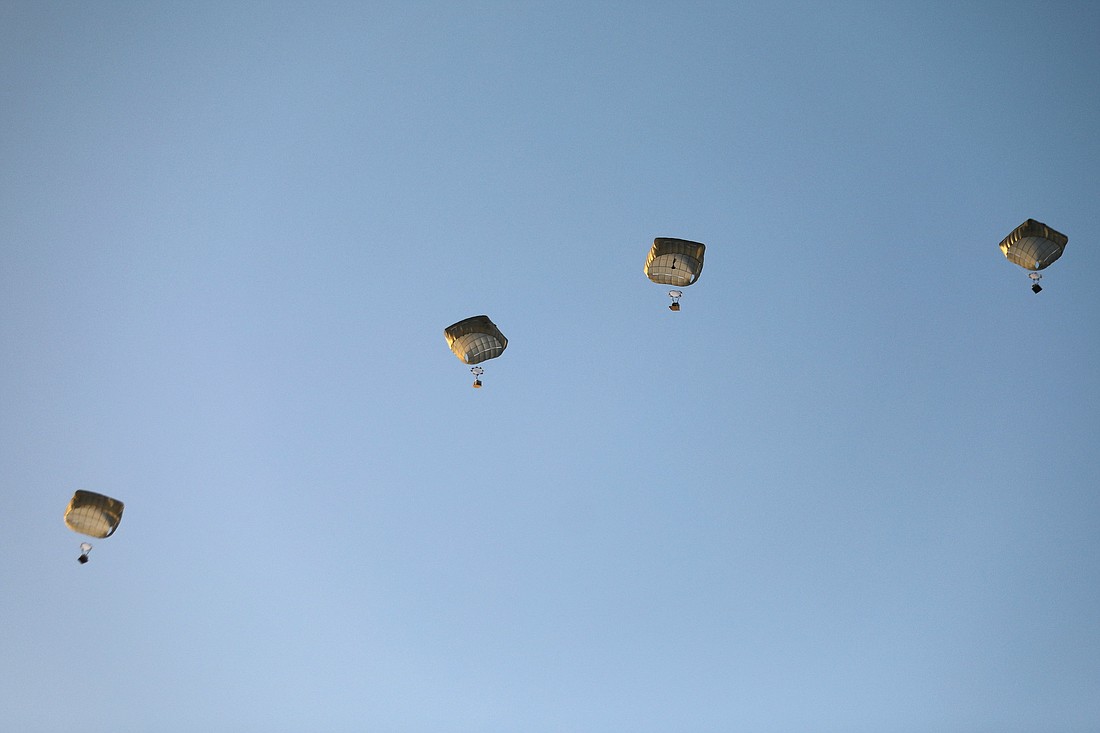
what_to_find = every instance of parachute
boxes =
[998,219,1067,293]
[64,490,124,563]
[444,315,508,387]
[645,237,705,310]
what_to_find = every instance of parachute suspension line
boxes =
[1029,272,1043,294]
[471,365,485,388]
[668,289,683,312]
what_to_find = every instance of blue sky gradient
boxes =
[2,2,1099,731]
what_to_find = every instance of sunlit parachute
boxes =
[64,490,124,564]
[645,237,705,310]
[998,219,1067,293]
[444,315,508,388]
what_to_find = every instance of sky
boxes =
[1,2,1099,731]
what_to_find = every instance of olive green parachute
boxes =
[444,315,508,365]
[644,237,706,287]
[64,490,124,539]
[999,219,1067,271]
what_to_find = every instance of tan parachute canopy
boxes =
[645,237,706,287]
[999,219,1068,271]
[444,315,508,365]
[64,490,124,539]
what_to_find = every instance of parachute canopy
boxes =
[444,315,508,365]
[645,237,706,287]
[999,219,1067,271]
[64,490,124,539]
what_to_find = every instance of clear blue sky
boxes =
[2,2,1098,731]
